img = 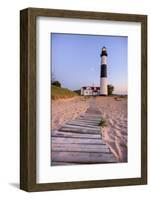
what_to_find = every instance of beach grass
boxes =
[98,119,107,127]
[51,85,78,100]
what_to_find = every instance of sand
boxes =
[52,96,90,130]
[52,96,127,162]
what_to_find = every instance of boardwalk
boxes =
[51,98,117,166]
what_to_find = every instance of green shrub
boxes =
[107,84,114,96]
[52,81,61,88]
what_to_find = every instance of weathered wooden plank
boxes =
[82,112,100,114]
[79,117,101,122]
[79,116,101,120]
[51,162,78,166]
[52,143,110,153]
[59,127,101,134]
[71,122,100,126]
[63,124,100,131]
[70,119,100,125]
[52,131,101,139]
[82,114,102,117]
[79,116,101,119]
[51,151,117,163]
[81,113,101,116]
[66,122,99,129]
[52,137,106,145]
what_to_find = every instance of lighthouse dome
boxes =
[101,46,107,57]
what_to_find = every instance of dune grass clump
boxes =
[51,85,78,100]
[98,119,107,128]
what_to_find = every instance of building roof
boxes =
[82,86,100,90]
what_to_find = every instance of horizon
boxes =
[51,33,128,95]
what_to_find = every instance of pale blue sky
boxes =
[51,33,128,94]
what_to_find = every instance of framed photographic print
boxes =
[20,8,147,191]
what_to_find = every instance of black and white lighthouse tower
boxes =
[100,46,108,95]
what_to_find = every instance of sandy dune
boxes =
[52,96,127,162]
[95,96,127,162]
[52,96,90,130]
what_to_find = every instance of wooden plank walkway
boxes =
[51,98,117,165]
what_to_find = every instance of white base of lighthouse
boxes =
[100,78,108,95]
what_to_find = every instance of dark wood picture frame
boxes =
[20,7,147,192]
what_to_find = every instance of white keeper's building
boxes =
[81,86,100,96]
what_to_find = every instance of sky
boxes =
[51,33,128,94]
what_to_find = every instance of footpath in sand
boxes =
[51,97,117,166]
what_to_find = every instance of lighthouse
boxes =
[100,46,108,95]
